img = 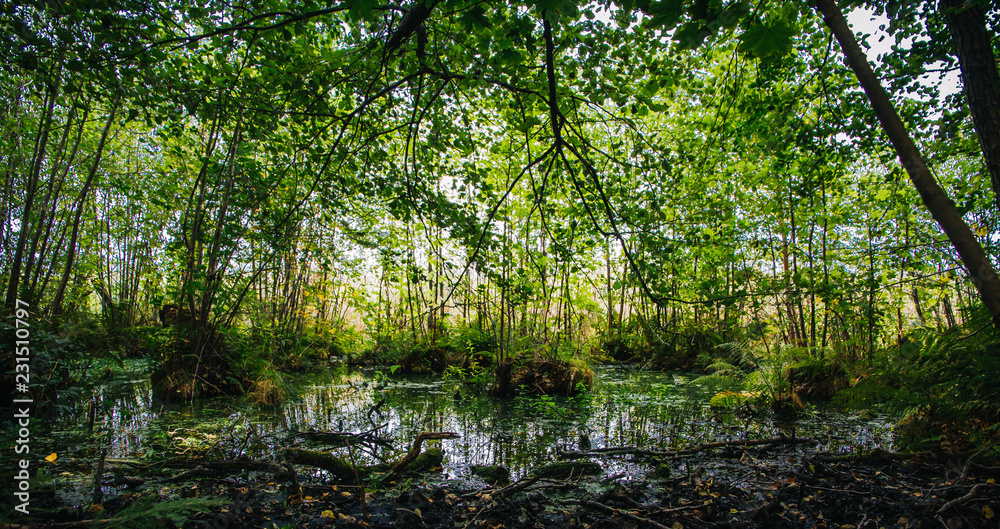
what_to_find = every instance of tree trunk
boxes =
[942,0,1000,211]
[814,0,1000,329]
[5,78,59,309]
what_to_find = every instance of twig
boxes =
[562,500,674,529]
[648,500,714,515]
[347,439,368,521]
[804,484,870,495]
[955,449,983,485]
[462,475,541,500]
[601,472,628,484]
[937,484,982,515]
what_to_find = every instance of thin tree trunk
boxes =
[52,99,119,315]
[5,78,59,309]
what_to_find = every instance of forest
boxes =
[2,0,1000,527]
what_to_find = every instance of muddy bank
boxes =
[489,359,594,397]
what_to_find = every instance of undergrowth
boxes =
[835,308,1000,457]
[97,496,225,528]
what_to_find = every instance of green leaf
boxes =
[737,20,795,58]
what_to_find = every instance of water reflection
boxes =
[80,365,895,480]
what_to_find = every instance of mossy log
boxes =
[283,448,358,480]
[389,431,460,474]
[283,431,459,480]
[471,465,510,484]
[404,447,444,472]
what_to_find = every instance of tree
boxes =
[941,0,1000,211]
[812,0,1000,329]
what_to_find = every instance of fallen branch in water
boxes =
[560,434,815,460]
[461,475,540,500]
[283,431,460,480]
[389,431,460,474]
[285,425,393,449]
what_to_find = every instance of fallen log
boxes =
[286,425,392,449]
[283,448,360,480]
[284,431,460,480]
[388,431,460,474]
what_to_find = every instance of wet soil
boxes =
[8,438,998,529]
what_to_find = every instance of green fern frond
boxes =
[709,390,759,407]
[104,496,227,529]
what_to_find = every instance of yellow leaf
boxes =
[988,478,996,484]
[984,506,994,519]
[671,522,684,529]
[321,510,336,518]
[45,453,57,462]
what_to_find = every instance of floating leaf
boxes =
[45,453,57,462]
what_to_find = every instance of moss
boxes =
[282,448,358,479]
[471,465,510,484]
[404,447,444,472]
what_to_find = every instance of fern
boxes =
[691,360,744,387]
[717,341,757,368]
[709,390,760,408]
[101,496,226,529]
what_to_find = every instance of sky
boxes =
[846,7,963,97]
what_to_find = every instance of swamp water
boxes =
[54,365,894,489]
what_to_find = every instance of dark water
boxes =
[61,365,894,484]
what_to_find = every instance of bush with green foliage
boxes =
[695,342,852,412]
[835,309,1000,455]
